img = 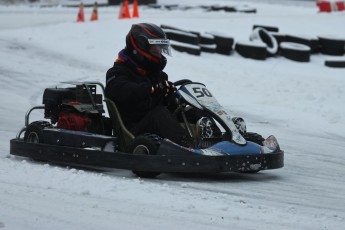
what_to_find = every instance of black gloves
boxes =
[151,80,176,98]
[148,72,176,107]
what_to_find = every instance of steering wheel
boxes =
[173,79,192,87]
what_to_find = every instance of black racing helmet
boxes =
[126,23,172,71]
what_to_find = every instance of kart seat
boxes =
[104,98,134,151]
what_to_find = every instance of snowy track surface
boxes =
[1,0,345,229]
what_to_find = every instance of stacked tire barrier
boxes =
[161,24,345,68]
[235,41,267,60]
[161,25,201,56]
[237,25,345,67]
[161,25,234,56]
[199,33,217,53]
[148,4,257,13]
[210,33,234,55]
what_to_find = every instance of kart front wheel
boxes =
[129,134,162,178]
[243,132,265,146]
[242,132,265,173]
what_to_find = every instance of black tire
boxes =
[215,46,233,55]
[170,41,201,56]
[24,121,53,144]
[235,41,267,60]
[204,33,234,55]
[24,121,53,161]
[209,5,227,11]
[241,132,265,174]
[325,59,345,68]
[318,36,345,56]
[280,42,311,62]
[163,29,199,45]
[147,4,162,9]
[285,34,320,53]
[200,33,215,45]
[160,24,185,32]
[224,6,236,12]
[130,134,162,178]
[211,34,234,49]
[235,6,257,13]
[269,32,286,45]
[253,25,279,33]
[250,27,278,55]
[164,4,179,10]
[243,132,265,146]
[200,44,217,53]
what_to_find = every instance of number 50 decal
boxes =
[192,87,213,98]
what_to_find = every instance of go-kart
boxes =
[10,80,284,178]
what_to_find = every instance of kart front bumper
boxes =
[10,139,284,173]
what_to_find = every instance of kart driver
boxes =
[105,23,188,146]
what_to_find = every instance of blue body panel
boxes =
[207,141,262,155]
[164,139,262,156]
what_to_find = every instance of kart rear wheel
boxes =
[24,121,53,143]
[130,134,162,178]
[24,121,53,161]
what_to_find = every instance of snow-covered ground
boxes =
[1,0,345,229]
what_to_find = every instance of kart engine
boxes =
[56,108,92,131]
[42,84,105,133]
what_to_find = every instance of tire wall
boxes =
[161,24,345,67]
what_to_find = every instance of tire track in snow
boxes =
[0,37,107,152]
[0,37,106,106]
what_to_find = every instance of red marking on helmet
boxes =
[130,32,159,63]
[137,24,160,38]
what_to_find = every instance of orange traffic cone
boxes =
[90,2,98,21]
[118,0,131,19]
[118,3,124,18]
[76,3,85,22]
[132,0,139,18]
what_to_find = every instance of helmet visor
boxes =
[148,39,172,57]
